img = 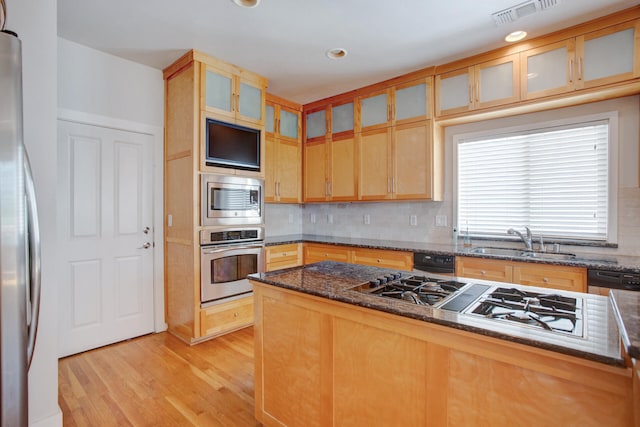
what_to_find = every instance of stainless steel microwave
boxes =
[201,174,263,226]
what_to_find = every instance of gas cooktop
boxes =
[351,274,584,337]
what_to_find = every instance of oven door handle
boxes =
[201,244,264,255]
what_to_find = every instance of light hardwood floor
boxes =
[58,327,259,427]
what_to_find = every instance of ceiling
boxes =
[57,0,638,105]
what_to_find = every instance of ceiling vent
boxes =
[492,0,561,26]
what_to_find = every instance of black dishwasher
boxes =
[413,253,455,276]
[587,269,640,293]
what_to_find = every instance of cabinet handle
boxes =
[276,182,280,197]
[387,178,391,194]
[475,81,479,103]
[569,59,573,83]
[392,177,395,194]
[276,118,280,134]
[543,277,549,283]
[578,57,583,81]
[468,83,473,104]
[236,94,240,112]
[377,259,381,263]
[234,312,239,318]
[480,270,486,276]
[326,181,331,197]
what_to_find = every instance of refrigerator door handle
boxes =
[24,149,41,369]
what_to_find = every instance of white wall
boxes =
[58,38,164,127]
[290,96,640,255]
[57,38,167,333]
[10,1,62,426]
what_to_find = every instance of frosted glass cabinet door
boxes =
[437,71,470,114]
[206,70,233,112]
[477,61,515,104]
[265,104,275,134]
[332,102,354,134]
[581,25,637,86]
[395,82,427,122]
[239,82,262,121]
[279,109,298,140]
[306,109,327,139]
[523,41,573,99]
[361,92,389,129]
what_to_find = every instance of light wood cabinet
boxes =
[303,243,351,264]
[203,64,265,126]
[522,21,640,100]
[265,243,303,272]
[199,296,253,337]
[253,282,633,427]
[435,54,520,116]
[351,247,412,270]
[512,261,587,293]
[456,256,587,292]
[265,95,302,203]
[303,102,357,202]
[360,120,436,200]
[456,256,513,282]
[163,50,267,343]
[303,243,412,270]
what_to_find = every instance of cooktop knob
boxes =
[369,279,381,287]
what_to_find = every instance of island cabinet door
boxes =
[254,291,333,427]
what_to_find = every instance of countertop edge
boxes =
[264,234,640,273]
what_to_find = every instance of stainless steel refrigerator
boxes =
[0,27,42,426]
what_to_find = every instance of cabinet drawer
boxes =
[266,243,302,271]
[455,257,513,282]
[304,244,351,264]
[351,248,412,270]
[200,296,254,337]
[512,262,586,293]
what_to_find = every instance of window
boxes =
[455,114,616,243]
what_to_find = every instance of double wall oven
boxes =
[200,174,265,307]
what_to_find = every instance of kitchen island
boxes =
[249,261,635,427]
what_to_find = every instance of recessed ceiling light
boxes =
[232,0,260,8]
[326,48,348,60]
[505,30,527,42]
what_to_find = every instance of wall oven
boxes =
[201,174,263,227]
[200,226,264,306]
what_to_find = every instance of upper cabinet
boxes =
[435,54,520,116]
[303,102,358,202]
[522,21,640,100]
[576,21,640,89]
[265,95,302,203]
[203,64,267,126]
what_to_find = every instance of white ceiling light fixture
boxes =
[326,48,348,60]
[505,30,528,42]
[231,0,260,8]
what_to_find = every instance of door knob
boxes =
[138,242,151,249]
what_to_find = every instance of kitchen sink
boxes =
[521,251,576,261]
[469,247,527,257]
[469,247,576,261]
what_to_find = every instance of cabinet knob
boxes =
[234,312,239,318]
[377,259,381,263]
[543,277,549,283]
[480,270,486,276]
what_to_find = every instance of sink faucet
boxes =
[507,226,533,250]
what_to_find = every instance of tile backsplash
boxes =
[265,186,640,256]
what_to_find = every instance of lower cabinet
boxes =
[303,243,351,264]
[199,296,253,338]
[456,256,587,292]
[252,282,633,427]
[265,243,303,272]
[303,243,412,270]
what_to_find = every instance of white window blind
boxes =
[457,120,609,241]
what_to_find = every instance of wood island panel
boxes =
[252,281,634,427]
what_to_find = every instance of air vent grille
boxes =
[492,0,561,26]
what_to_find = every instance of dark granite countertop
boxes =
[610,290,640,359]
[249,261,625,366]
[265,234,640,273]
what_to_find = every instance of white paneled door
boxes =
[57,120,155,357]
